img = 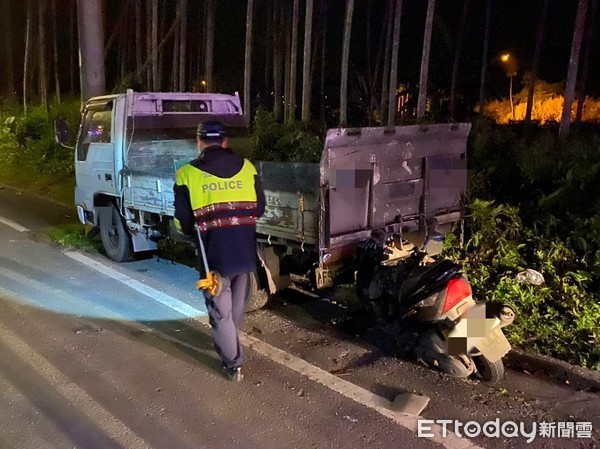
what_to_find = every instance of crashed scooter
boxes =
[355,232,515,385]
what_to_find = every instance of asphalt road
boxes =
[0,185,598,449]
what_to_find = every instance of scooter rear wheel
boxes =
[472,355,504,385]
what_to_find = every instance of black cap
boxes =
[197,121,226,140]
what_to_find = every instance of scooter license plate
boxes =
[476,327,511,362]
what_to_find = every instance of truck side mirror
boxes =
[54,119,72,148]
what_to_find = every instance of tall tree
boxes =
[3,0,15,97]
[380,0,394,124]
[151,0,159,91]
[179,0,188,91]
[284,4,292,120]
[559,0,589,136]
[479,0,493,114]
[339,0,355,126]
[244,0,254,127]
[205,0,215,92]
[524,0,549,126]
[273,5,284,120]
[39,0,48,110]
[24,0,33,112]
[387,0,403,126]
[575,0,598,125]
[145,2,152,88]
[301,0,314,121]
[417,0,436,120]
[449,0,471,121]
[368,0,389,125]
[51,0,61,103]
[172,21,180,91]
[78,0,106,101]
[319,0,328,123]
[69,0,77,93]
[135,0,143,77]
[288,0,300,122]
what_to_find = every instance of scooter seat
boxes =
[400,259,462,306]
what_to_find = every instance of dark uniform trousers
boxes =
[204,273,249,369]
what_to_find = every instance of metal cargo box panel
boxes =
[320,123,470,250]
[255,162,319,245]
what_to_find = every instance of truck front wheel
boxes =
[245,271,269,312]
[100,205,133,262]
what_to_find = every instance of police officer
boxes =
[174,121,265,382]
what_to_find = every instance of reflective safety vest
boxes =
[176,159,258,232]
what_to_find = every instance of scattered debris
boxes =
[515,269,545,286]
[343,415,359,423]
[391,392,430,416]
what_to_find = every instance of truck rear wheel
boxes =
[100,205,133,262]
[245,271,269,312]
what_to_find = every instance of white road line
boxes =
[66,251,482,449]
[64,251,205,318]
[0,321,154,449]
[0,215,30,233]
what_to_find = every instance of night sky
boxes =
[1,0,598,116]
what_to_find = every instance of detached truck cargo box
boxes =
[66,90,470,310]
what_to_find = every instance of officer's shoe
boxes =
[222,365,243,382]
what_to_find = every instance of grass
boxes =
[0,162,74,207]
[45,223,102,253]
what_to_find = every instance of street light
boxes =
[500,53,517,121]
[201,80,207,92]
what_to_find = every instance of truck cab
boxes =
[70,90,245,260]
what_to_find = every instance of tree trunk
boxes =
[172,22,180,91]
[157,0,167,90]
[288,0,300,122]
[69,0,77,94]
[524,0,549,126]
[449,0,470,121]
[51,0,61,103]
[264,1,272,103]
[104,1,129,59]
[284,4,292,121]
[369,0,389,125]
[319,0,328,123]
[387,0,403,126]
[244,0,254,127]
[135,0,142,76]
[77,0,106,101]
[273,5,283,120]
[559,0,588,137]
[417,0,436,120]
[380,0,394,124]
[146,2,152,88]
[301,0,314,121]
[179,0,188,92]
[136,8,184,82]
[151,0,159,91]
[4,0,15,98]
[339,0,355,126]
[39,0,48,110]
[24,0,33,112]
[575,0,598,126]
[479,0,492,114]
[205,0,215,92]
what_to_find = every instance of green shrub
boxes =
[250,108,323,163]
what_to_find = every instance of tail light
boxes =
[442,277,472,314]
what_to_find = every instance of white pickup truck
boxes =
[57,90,470,311]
